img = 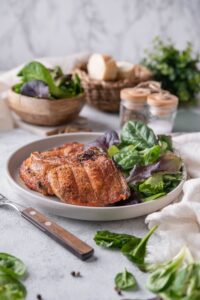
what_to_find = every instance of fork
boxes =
[0,193,94,260]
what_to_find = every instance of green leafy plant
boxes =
[142,38,200,106]
[0,253,27,300]
[13,61,83,99]
[115,268,137,290]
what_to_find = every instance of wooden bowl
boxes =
[7,90,86,126]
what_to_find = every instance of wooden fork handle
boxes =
[21,207,94,261]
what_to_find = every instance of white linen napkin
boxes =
[146,133,200,263]
[0,53,89,131]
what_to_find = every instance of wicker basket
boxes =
[74,62,152,113]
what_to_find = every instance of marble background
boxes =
[0,0,200,70]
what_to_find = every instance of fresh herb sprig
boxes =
[142,38,200,106]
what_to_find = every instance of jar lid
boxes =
[147,93,178,109]
[120,87,150,103]
[137,81,161,93]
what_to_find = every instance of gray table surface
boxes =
[1,105,199,300]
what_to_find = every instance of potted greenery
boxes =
[142,38,200,107]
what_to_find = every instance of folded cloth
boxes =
[146,133,200,263]
[0,53,89,131]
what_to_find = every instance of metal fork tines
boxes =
[0,193,6,201]
[0,193,24,213]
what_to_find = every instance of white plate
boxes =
[7,133,186,221]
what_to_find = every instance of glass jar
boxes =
[120,87,150,128]
[147,93,178,134]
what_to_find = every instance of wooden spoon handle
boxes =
[21,207,94,260]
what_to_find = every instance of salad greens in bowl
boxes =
[86,120,184,205]
[12,61,83,99]
[8,61,85,126]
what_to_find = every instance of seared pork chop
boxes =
[20,143,130,206]
[20,142,83,195]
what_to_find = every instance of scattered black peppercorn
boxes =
[71,271,82,277]
[115,286,122,295]
[36,294,43,300]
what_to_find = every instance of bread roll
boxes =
[87,54,118,81]
[116,61,135,80]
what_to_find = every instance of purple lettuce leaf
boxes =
[21,80,50,99]
[127,152,182,184]
[84,130,119,151]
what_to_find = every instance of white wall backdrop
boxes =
[0,0,200,70]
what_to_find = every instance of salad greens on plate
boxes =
[12,61,83,99]
[86,120,183,205]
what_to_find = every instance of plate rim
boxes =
[6,132,187,211]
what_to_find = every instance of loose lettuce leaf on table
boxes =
[94,231,141,249]
[0,271,26,300]
[115,268,137,290]
[122,225,157,271]
[121,120,158,150]
[146,246,200,300]
[0,253,26,279]
[94,226,157,271]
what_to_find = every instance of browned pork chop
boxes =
[20,142,83,195]
[20,144,130,206]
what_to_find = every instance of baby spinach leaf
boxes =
[159,262,200,300]
[0,271,26,300]
[94,231,141,249]
[0,253,26,279]
[14,62,83,99]
[115,268,137,290]
[139,174,164,197]
[122,225,158,271]
[141,145,161,166]
[113,145,140,170]
[121,121,157,150]
[147,247,187,293]
[18,61,63,98]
